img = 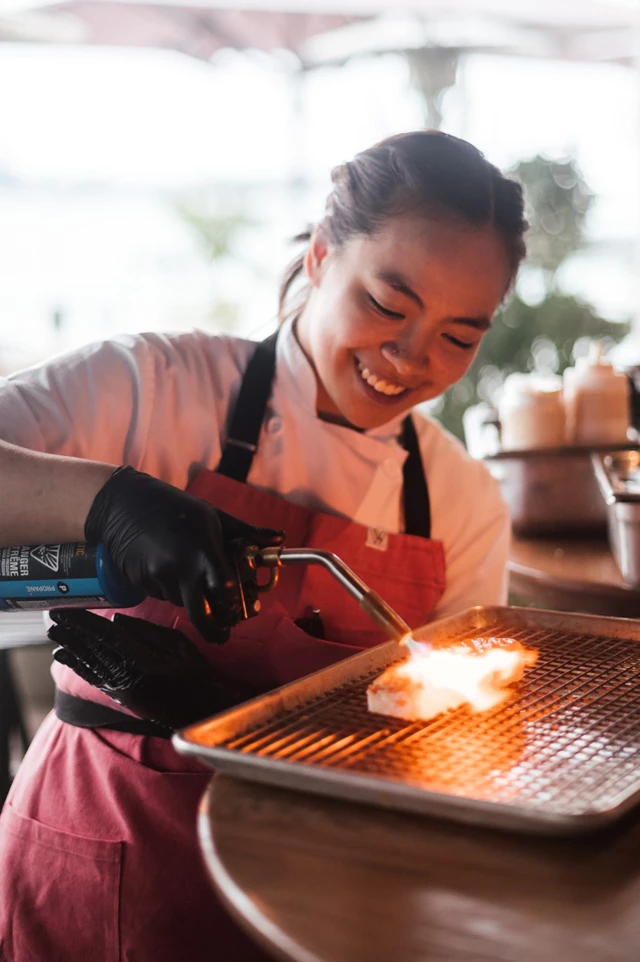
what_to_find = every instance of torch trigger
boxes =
[256,566,279,594]
[232,554,249,620]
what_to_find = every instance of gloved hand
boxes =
[85,466,285,643]
[50,609,260,730]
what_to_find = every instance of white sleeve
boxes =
[0,334,155,464]
[0,330,253,489]
[415,414,511,621]
[431,471,510,620]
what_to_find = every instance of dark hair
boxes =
[279,129,527,324]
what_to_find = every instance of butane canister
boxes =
[0,542,144,611]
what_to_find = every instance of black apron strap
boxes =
[401,414,432,540]
[216,332,279,483]
[217,330,432,539]
[54,688,173,739]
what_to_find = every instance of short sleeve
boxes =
[0,334,155,464]
[414,412,511,620]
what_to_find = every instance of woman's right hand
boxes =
[85,466,284,643]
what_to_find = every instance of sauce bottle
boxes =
[563,341,630,446]
[498,373,566,450]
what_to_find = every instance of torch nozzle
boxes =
[245,545,411,643]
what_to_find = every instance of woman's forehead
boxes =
[343,215,510,282]
[327,216,510,316]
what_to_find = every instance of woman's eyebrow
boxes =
[374,270,424,309]
[452,315,492,331]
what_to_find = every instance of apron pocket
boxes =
[0,803,123,962]
[169,609,367,690]
[265,616,363,687]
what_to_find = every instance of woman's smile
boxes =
[356,356,409,395]
[354,356,412,401]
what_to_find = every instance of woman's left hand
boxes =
[50,609,260,730]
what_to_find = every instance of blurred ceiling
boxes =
[0,0,639,66]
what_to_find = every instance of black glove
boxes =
[85,466,285,643]
[50,609,259,730]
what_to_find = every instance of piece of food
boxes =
[367,636,538,722]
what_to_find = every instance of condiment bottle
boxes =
[498,373,566,450]
[563,341,630,446]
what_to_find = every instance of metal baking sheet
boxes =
[174,606,640,835]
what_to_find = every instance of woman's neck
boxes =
[317,410,365,432]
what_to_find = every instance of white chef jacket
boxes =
[0,319,510,620]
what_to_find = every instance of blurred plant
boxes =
[517,156,593,288]
[174,190,255,261]
[172,188,257,330]
[434,155,629,439]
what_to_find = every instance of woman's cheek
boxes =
[431,350,472,390]
[344,315,374,348]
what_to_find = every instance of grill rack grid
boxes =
[175,607,640,834]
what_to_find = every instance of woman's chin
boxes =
[334,398,410,431]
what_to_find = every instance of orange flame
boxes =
[402,635,539,714]
[369,635,538,722]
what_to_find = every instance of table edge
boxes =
[198,777,325,962]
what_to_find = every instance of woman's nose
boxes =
[381,338,429,375]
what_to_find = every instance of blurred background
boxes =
[2,0,640,440]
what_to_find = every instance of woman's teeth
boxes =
[357,363,407,397]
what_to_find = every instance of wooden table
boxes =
[199,774,640,962]
[508,535,640,618]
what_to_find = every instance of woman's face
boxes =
[295,214,512,430]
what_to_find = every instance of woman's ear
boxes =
[304,229,329,286]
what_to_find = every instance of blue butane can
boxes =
[0,542,144,611]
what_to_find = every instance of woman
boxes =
[0,130,526,961]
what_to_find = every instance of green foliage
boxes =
[434,155,628,440]
[516,156,593,285]
[479,293,626,375]
[170,187,259,333]
[173,190,255,263]
[435,294,629,438]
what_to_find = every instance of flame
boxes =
[400,635,538,714]
[368,635,538,722]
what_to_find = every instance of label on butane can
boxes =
[0,595,106,611]
[0,543,108,610]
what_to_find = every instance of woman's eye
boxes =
[367,294,404,320]
[442,333,476,350]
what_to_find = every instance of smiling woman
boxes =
[0,129,527,962]
[283,131,526,430]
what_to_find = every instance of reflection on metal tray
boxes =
[174,606,640,837]
[593,450,640,586]
[483,444,639,535]
[593,449,640,502]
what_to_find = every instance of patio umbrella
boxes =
[0,1,365,55]
[1,0,640,66]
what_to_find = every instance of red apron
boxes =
[0,335,446,962]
